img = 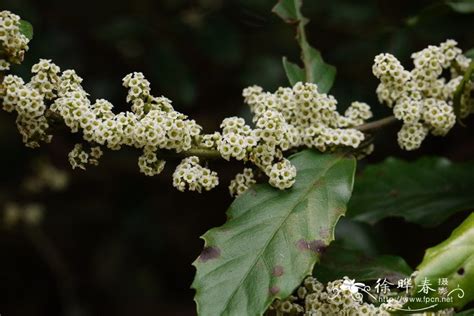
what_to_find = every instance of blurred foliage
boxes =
[0,0,473,315]
[313,243,413,284]
[410,213,474,310]
[347,157,474,227]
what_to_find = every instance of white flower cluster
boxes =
[3,9,472,194]
[270,276,456,316]
[122,72,202,151]
[268,158,296,190]
[172,156,218,192]
[68,143,103,170]
[2,52,373,192]
[229,168,256,197]
[3,160,68,228]
[3,202,44,227]
[218,116,259,161]
[373,40,473,150]
[208,82,371,190]
[246,83,370,151]
[1,69,51,148]
[52,70,199,153]
[138,147,166,176]
[269,276,402,316]
[23,160,69,192]
[0,11,30,70]
[0,10,377,193]
[1,56,205,175]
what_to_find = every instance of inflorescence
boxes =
[268,276,455,316]
[0,11,29,71]
[3,159,69,228]
[269,276,403,316]
[0,10,473,196]
[373,40,473,150]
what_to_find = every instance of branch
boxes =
[356,115,398,132]
[159,116,399,160]
[296,20,313,83]
[4,71,398,163]
[39,109,401,161]
[453,60,474,123]
[158,147,222,160]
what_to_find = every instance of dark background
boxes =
[0,0,473,315]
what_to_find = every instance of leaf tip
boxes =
[19,19,34,41]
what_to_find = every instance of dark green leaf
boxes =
[272,0,306,24]
[301,43,337,93]
[192,150,356,316]
[282,57,305,86]
[334,218,380,256]
[409,213,474,310]
[19,19,33,41]
[273,0,336,92]
[314,243,413,284]
[465,48,474,59]
[456,308,474,315]
[447,0,474,13]
[347,157,474,227]
[453,61,474,120]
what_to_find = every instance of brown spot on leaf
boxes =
[297,239,327,255]
[199,246,221,262]
[272,265,284,277]
[309,240,327,254]
[297,239,308,251]
[458,267,465,276]
[269,285,280,295]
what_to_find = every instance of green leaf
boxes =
[300,43,337,93]
[453,60,474,120]
[409,213,474,310]
[272,0,306,24]
[347,157,474,227]
[273,0,336,93]
[447,0,474,13]
[456,308,474,315]
[192,150,356,316]
[282,57,305,85]
[314,243,413,284]
[465,48,474,59]
[19,19,33,41]
[335,218,380,256]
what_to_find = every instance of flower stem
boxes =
[356,115,398,132]
[158,147,222,160]
[297,21,313,83]
[41,108,398,161]
[452,60,474,123]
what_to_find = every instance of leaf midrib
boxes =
[219,154,345,315]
